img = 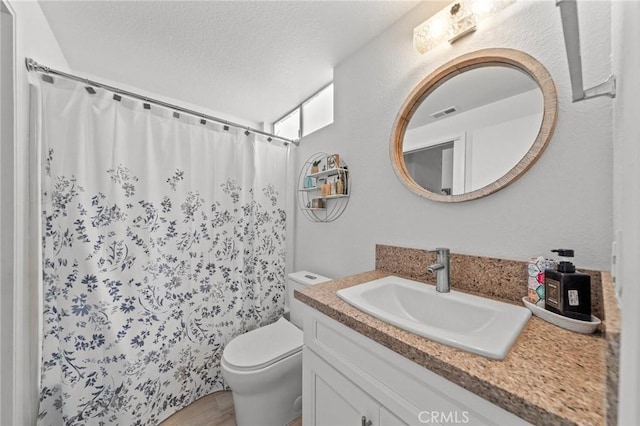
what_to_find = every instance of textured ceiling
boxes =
[38,0,421,125]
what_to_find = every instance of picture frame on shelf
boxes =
[327,154,340,170]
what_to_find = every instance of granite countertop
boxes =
[295,270,609,426]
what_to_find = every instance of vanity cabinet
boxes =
[305,348,384,426]
[302,305,530,426]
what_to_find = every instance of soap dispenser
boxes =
[544,249,591,321]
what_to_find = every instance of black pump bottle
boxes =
[544,249,592,321]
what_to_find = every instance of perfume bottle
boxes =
[544,249,591,321]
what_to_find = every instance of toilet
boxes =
[221,271,331,426]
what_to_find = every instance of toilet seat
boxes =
[223,318,303,371]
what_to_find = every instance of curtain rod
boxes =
[25,58,299,147]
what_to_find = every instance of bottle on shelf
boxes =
[304,176,315,188]
[321,183,331,197]
[336,177,344,195]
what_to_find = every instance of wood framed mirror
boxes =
[390,48,557,202]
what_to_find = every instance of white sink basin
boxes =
[336,276,531,360]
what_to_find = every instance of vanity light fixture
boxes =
[413,0,517,54]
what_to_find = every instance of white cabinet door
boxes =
[304,347,379,426]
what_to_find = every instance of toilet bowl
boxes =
[221,271,331,426]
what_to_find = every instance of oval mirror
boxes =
[390,48,557,202]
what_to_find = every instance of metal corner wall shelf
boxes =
[297,152,350,222]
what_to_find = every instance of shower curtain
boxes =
[33,76,289,425]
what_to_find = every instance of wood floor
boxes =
[159,391,302,426]
[160,391,236,426]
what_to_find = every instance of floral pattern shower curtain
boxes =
[33,77,289,425]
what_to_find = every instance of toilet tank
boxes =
[287,271,331,329]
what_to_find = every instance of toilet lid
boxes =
[223,318,303,371]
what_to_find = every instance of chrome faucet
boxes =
[428,248,450,293]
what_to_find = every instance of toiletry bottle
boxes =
[322,183,331,197]
[544,249,591,321]
[336,177,344,195]
[304,176,313,188]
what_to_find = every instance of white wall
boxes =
[611,0,640,424]
[470,111,542,191]
[0,3,15,424]
[294,0,613,280]
[3,1,69,424]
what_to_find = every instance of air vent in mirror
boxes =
[430,106,457,119]
[431,106,457,118]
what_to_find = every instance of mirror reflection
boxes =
[403,66,544,196]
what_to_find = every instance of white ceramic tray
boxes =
[522,297,601,334]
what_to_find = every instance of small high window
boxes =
[302,83,333,137]
[273,83,333,141]
[273,108,300,141]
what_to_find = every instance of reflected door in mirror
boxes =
[404,141,456,195]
